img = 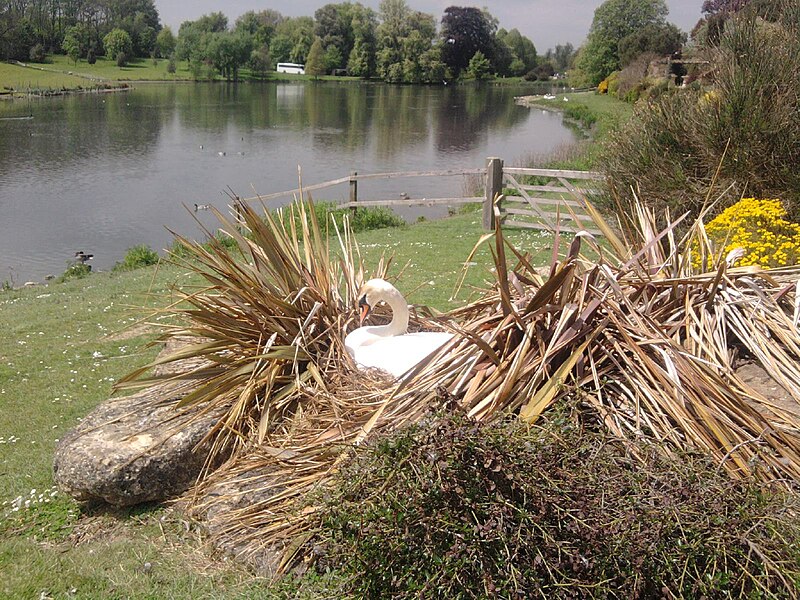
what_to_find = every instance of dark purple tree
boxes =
[440,6,496,77]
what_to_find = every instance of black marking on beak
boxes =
[358,295,371,324]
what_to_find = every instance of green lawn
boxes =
[0,62,106,93]
[46,54,193,82]
[45,54,364,83]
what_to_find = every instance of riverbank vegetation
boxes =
[0,62,127,96]
[602,1,800,221]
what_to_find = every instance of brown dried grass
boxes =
[117,190,800,573]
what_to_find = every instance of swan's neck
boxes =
[373,287,408,337]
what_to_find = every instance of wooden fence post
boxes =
[484,157,503,230]
[349,171,358,214]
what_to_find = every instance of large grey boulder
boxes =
[53,340,223,506]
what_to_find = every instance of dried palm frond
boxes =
[114,197,402,464]
[393,198,800,486]
[117,189,800,574]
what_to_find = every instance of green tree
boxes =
[545,43,576,73]
[618,22,685,66]
[269,34,294,64]
[375,0,437,82]
[194,12,228,33]
[576,0,670,85]
[499,28,537,73]
[156,26,176,58]
[305,36,326,76]
[346,5,377,77]
[270,16,315,64]
[467,50,492,80]
[249,45,271,78]
[235,9,284,48]
[207,31,253,81]
[104,28,133,62]
[176,21,205,64]
[62,25,84,63]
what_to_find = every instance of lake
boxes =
[0,81,577,283]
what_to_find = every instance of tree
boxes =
[545,43,576,73]
[305,37,326,76]
[501,29,536,71]
[466,50,492,80]
[314,3,354,71]
[104,28,133,62]
[347,12,376,77]
[269,34,294,64]
[576,0,670,85]
[62,25,84,63]
[249,45,271,78]
[176,21,205,64]
[618,22,685,66]
[376,0,439,83]
[440,6,497,78]
[207,31,252,81]
[194,12,228,33]
[235,9,284,48]
[156,26,176,58]
[29,42,46,63]
[270,16,315,65]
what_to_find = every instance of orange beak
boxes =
[358,299,371,324]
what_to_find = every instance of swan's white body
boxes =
[344,279,452,378]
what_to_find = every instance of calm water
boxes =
[0,81,577,283]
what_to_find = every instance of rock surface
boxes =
[54,339,222,506]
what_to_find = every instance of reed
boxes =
[116,189,800,574]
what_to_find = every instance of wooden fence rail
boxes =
[239,158,604,234]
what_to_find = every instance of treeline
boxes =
[1,0,577,83]
[173,1,574,83]
[1,0,160,63]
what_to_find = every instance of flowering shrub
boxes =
[704,198,800,268]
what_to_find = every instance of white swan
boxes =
[344,279,453,378]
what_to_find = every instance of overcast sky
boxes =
[153,1,703,52]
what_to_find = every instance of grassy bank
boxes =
[45,54,364,83]
[517,91,632,170]
[0,62,122,95]
[0,209,553,598]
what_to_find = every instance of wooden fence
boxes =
[239,157,604,234]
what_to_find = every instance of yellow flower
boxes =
[696,198,800,269]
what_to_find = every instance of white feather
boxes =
[344,279,453,378]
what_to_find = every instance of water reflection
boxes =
[0,82,576,282]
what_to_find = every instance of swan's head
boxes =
[356,278,398,324]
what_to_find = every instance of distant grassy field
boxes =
[0,62,104,93]
[47,54,192,81]
[46,54,363,83]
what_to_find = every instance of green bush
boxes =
[315,409,800,599]
[283,202,405,234]
[112,244,159,272]
[562,103,597,128]
[602,8,800,220]
[56,262,92,283]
